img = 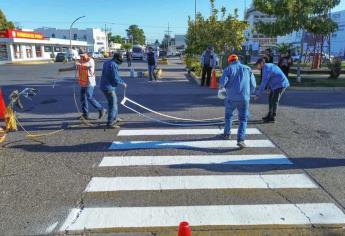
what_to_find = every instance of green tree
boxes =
[185,0,248,55]
[0,9,15,30]
[126,25,145,45]
[274,43,296,55]
[121,43,132,50]
[108,33,124,44]
[253,0,340,81]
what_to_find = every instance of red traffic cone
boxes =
[209,69,218,89]
[0,88,6,120]
[178,221,191,236]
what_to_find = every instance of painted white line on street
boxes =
[85,174,317,192]
[118,128,261,136]
[108,140,275,150]
[60,203,345,231]
[99,154,292,166]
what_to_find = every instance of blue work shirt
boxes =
[219,61,257,102]
[256,63,290,96]
[100,60,125,91]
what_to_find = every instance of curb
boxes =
[288,86,345,91]
[187,71,201,85]
[11,60,54,65]
[189,70,345,91]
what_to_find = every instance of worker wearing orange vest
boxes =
[76,49,105,120]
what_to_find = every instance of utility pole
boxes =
[164,22,173,52]
[104,23,108,52]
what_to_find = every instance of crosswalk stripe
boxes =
[85,174,317,192]
[118,128,262,136]
[60,203,345,231]
[108,140,275,150]
[99,154,292,166]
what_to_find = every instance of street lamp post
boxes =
[69,16,86,50]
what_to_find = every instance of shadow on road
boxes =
[168,156,345,172]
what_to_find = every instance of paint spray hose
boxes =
[9,71,92,141]
[121,88,230,127]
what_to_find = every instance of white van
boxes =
[132,45,144,60]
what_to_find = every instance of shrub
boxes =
[328,57,342,79]
[185,54,202,77]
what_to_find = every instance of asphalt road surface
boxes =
[0,58,345,235]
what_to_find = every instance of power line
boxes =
[16,20,187,29]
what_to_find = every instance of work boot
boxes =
[106,123,120,129]
[220,134,231,140]
[98,109,106,119]
[262,113,272,121]
[263,114,276,123]
[237,141,247,149]
[115,117,124,123]
[79,114,90,120]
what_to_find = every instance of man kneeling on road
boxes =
[253,58,290,123]
[100,53,127,129]
[219,55,256,149]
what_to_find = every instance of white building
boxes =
[35,27,107,53]
[277,10,345,57]
[244,4,277,53]
[0,29,87,64]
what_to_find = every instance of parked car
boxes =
[55,52,67,62]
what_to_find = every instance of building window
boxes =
[26,45,33,58]
[83,35,87,40]
[35,45,42,57]
[44,46,52,52]
[52,33,55,38]
[14,44,21,59]
[62,47,68,52]
[54,46,61,52]
[0,44,8,61]
[74,33,78,40]
[63,36,67,39]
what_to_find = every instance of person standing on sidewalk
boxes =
[278,50,293,79]
[200,46,218,86]
[253,58,290,123]
[147,47,157,82]
[126,50,132,67]
[75,49,105,120]
[219,54,257,149]
[100,52,127,129]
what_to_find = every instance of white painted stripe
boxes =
[60,203,345,231]
[108,140,275,150]
[85,174,317,192]
[118,128,261,136]
[99,154,292,167]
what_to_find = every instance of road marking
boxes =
[60,203,345,231]
[118,128,261,136]
[99,154,292,166]
[109,140,275,150]
[85,174,317,192]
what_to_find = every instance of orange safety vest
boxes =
[78,65,89,87]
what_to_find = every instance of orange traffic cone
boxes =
[209,69,218,89]
[0,88,6,120]
[178,221,191,236]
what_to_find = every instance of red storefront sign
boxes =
[0,29,46,40]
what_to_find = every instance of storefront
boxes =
[0,29,87,64]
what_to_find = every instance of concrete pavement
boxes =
[0,58,345,235]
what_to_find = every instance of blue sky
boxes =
[1,0,345,43]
